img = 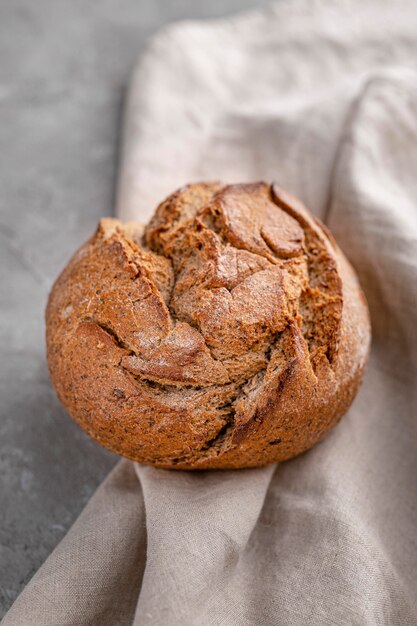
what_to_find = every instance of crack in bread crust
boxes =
[94,183,337,455]
[46,181,369,469]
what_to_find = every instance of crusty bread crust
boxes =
[46,182,370,469]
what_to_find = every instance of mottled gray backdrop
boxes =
[0,0,270,616]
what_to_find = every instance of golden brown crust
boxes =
[46,182,371,469]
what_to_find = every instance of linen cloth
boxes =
[4,1,417,624]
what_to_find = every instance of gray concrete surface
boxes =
[0,0,271,616]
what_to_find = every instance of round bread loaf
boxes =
[46,182,370,469]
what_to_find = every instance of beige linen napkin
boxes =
[4,1,417,624]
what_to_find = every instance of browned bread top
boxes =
[46,182,370,469]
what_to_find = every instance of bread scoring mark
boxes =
[83,318,135,353]
[232,356,297,445]
[271,183,343,368]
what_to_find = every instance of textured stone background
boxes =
[0,0,271,616]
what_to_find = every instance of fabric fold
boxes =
[133,465,275,624]
[3,461,146,625]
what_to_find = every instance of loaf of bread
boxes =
[46,182,370,469]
